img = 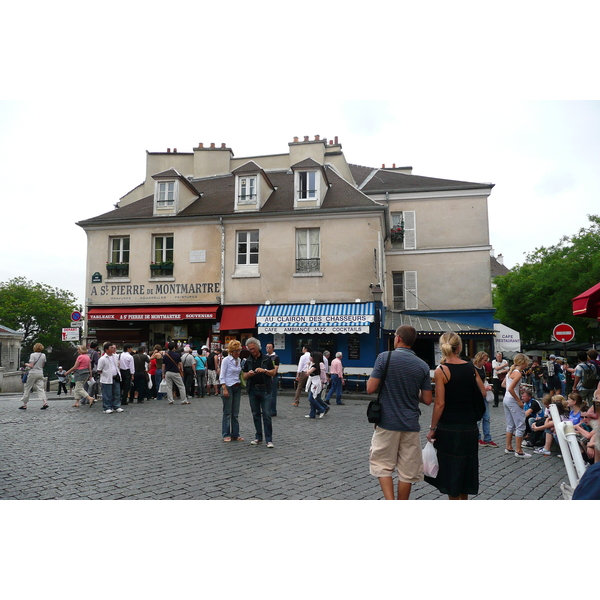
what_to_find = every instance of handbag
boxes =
[422,441,439,478]
[21,372,28,384]
[367,350,393,424]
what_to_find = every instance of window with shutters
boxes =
[390,211,416,249]
[392,271,418,310]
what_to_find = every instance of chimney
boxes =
[210,143,215,148]
[173,148,177,153]
[334,136,338,144]
[293,136,299,142]
[392,163,396,168]
[315,135,320,141]
[497,254,504,265]
[382,163,385,168]
[304,136,309,142]
[221,143,226,148]
[167,148,171,153]
[198,143,204,148]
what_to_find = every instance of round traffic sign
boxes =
[553,323,575,343]
[71,311,82,322]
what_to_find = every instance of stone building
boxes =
[77,136,496,371]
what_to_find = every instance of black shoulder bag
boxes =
[367,350,393,424]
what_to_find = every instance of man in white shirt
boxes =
[292,346,311,407]
[119,343,135,405]
[97,342,123,414]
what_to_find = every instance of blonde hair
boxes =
[474,351,489,364]
[439,332,462,363]
[228,339,242,353]
[552,394,567,409]
[33,342,44,352]
[77,345,87,354]
[508,353,529,375]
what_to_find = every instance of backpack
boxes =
[581,362,599,389]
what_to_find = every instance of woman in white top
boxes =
[491,352,509,407]
[219,339,244,442]
[503,353,531,458]
[20,342,48,409]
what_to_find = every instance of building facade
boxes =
[77,136,495,371]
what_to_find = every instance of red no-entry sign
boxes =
[553,323,575,343]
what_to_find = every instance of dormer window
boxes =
[239,176,257,205]
[298,171,318,200]
[157,181,176,206]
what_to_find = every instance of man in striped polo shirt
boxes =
[366,325,433,500]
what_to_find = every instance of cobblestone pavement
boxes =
[0,391,568,500]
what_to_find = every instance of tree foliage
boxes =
[0,277,80,354]
[493,215,600,345]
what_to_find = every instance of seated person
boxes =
[522,387,542,446]
[574,409,596,463]
[567,392,584,426]
[528,394,553,448]
[532,399,569,456]
[573,422,600,499]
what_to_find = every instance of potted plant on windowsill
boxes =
[150,260,174,270]
[106,262,129,276]
[390,225,404,243]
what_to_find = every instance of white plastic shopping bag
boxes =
[422,441,439,478]
[158,379,168,394]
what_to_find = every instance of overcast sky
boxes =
[1,3,598,311]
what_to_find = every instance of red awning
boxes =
[219,305,259,330]
[87,306,218,321]
[572,282,600,319]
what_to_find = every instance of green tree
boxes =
[0,277,80,354]
[493,215,600,345]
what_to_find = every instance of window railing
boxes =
[106,262,129,277]
[296,258,320,273]
[238,194,257,204]
[298,189,317,199]
[150,261,174,277]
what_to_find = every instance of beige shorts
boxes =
[369,427,424,483]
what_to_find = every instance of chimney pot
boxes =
[304,136,309,142]
[334,136,338,144]
[329,140,333,145]
[167,148,171,153]
[198,143,204,148]
[221,143,226,149]
[174,148,177,153]
[293,136,299,142]
[210,143,215,148]
[315,135,320,141]
[392,163,395,168]
[382,163,385,168]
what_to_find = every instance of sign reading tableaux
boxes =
[190,250,206,263]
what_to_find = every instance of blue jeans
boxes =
[270,374,279,415]
[307,389,327,418]
[102,380,121,411]
[221,383,242,439]
[248,385,272,443]
[325,373,343,404]
[155,372,164,399]
[478,396,491,442]
[533,378,544,399]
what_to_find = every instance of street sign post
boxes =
[552,323,575,343]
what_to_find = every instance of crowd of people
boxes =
[366,326,600,500]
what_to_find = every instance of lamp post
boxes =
[370,283,384,356]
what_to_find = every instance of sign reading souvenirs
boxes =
[88,281,220,303]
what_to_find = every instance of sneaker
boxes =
[103,409,113,414]
[478,440,487,447]
[522,441,533,447]
[115,408,124,413]
[250,439,262,445]
[305,415,315,418]
[181,400,191,405]
[266,442,274,448]
[515,451,532,458]
[534,447,551,456]
[504,448,515,454]
[487,441,499,448]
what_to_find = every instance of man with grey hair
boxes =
[325,352,345,405]
[243,337,276,448]
[366,325,433,500]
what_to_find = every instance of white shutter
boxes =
[403,211,416,249]
[404,270,418,310]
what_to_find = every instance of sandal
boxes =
[233,437,245,442]
[292,402,299,407]
[223,437,232,442]
[72,404,80,407]
[89,398,95,407]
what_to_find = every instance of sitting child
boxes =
[527,394,553,448]
[532,399,569,456]
[567,392,583,426]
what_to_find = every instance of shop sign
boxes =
[89,281,220,303]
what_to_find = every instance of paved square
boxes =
[0,392,567,499]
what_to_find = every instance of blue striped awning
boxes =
[257,302,375,334]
